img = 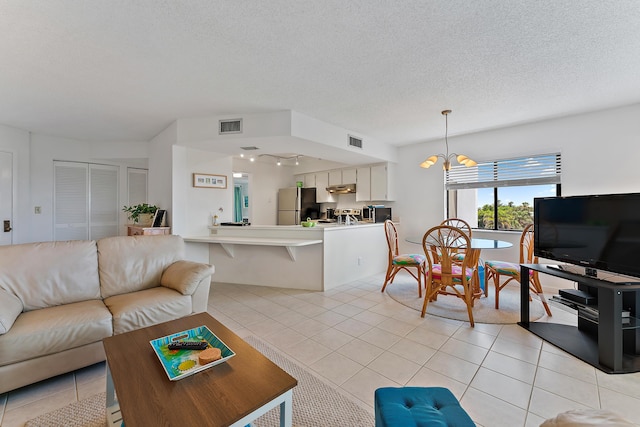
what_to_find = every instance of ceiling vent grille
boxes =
[219,119,243,134]
[348,135,363,149]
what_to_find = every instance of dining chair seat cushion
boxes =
[485,260,533,276]
[392,254,426,266]
[374,386,475,427]
[430,264,474,281]
[451,253,466,262]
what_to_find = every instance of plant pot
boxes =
[136,213,154,226]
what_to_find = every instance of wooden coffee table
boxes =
[102,312,297,427]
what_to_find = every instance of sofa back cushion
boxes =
[98,235,184,298]
[0,240,101,311]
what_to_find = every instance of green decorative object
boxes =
[122,203,158,224]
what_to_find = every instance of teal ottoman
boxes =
[374,387,475,427]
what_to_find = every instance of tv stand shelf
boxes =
[519,264,640,374]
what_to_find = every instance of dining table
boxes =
[405,235,513,301]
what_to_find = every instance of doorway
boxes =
[0,151,12,245]
[232,172,249,223]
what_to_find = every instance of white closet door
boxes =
[127,168,148,206]
[90,164,119,240]
[54,162,89,241]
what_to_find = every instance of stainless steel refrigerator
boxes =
[278,187,320,225]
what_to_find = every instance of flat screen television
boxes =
[534,192,640,280]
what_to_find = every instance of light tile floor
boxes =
[2,273,640,426]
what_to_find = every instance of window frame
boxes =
[445,153,562,231]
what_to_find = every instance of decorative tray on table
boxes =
[149,325,235,381]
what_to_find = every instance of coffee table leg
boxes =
[280,389,293,427]
[106,363,124,427]
[232,388,293,427]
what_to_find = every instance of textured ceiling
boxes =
[1,0,639,151]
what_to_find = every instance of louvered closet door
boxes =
[54,162,89,241]
[90,164,119,239]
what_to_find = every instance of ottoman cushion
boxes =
[375,387,475,427]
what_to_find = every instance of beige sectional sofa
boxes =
[0,235,214,394]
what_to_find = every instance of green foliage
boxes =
[122,203,158,222]
[477,200,533,230]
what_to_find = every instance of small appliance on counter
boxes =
[318,208,337,223]
[334,208,361,225]
[362,206,392,223]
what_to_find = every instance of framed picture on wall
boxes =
[193,173,227,189]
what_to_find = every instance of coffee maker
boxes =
[325,208,336,220]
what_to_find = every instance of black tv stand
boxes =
[519,264,640,374]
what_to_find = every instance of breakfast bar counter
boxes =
[185,223,386,291]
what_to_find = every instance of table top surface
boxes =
[102,313,297,427]
[405,236,513,249]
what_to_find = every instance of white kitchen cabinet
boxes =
[314,172,335,203]
[370,163,395,201]
[304,173,316,188]
[355,163,395,202]
[328,170,342,185]
[342,168,357,184]
[356,167,371,202]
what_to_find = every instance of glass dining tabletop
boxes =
[405,236,513,249]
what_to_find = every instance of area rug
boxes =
[26,336,374,427]
[386,279,545,324]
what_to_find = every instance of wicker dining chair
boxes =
[422,224,476,326]
[381,220,426,297]
[484,224,553,316]
[441,218,472,237]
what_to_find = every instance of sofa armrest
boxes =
[0,288,23,335]
[160,261,215,295]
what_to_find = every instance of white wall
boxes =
[28,133,148,242]
[149,122,177,227]
[232,157,296,225]
[183,148,233,236]
[396,103,640,261]
[0,124,30,243]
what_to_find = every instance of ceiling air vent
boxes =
[219,119,243,134]
[348,135,363,149]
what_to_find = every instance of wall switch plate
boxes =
[35,206,41,214]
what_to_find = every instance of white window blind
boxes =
[445,153,561,190]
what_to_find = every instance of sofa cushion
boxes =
[0,289,23,335]
[0,240,101,311]
[98,235,185,298]
[104,287,191,335]
[0,300,112,367]
[161,260,215,295]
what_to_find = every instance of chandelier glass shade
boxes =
[419,110,477,171]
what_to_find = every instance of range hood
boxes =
[326,183,356,194]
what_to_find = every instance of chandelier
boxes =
[419,109,476,171]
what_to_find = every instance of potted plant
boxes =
[123,203,159,225]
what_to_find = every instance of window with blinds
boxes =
[445,154,561,231]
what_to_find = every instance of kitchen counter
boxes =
[207,222,381,230]
[185,223,386,291]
